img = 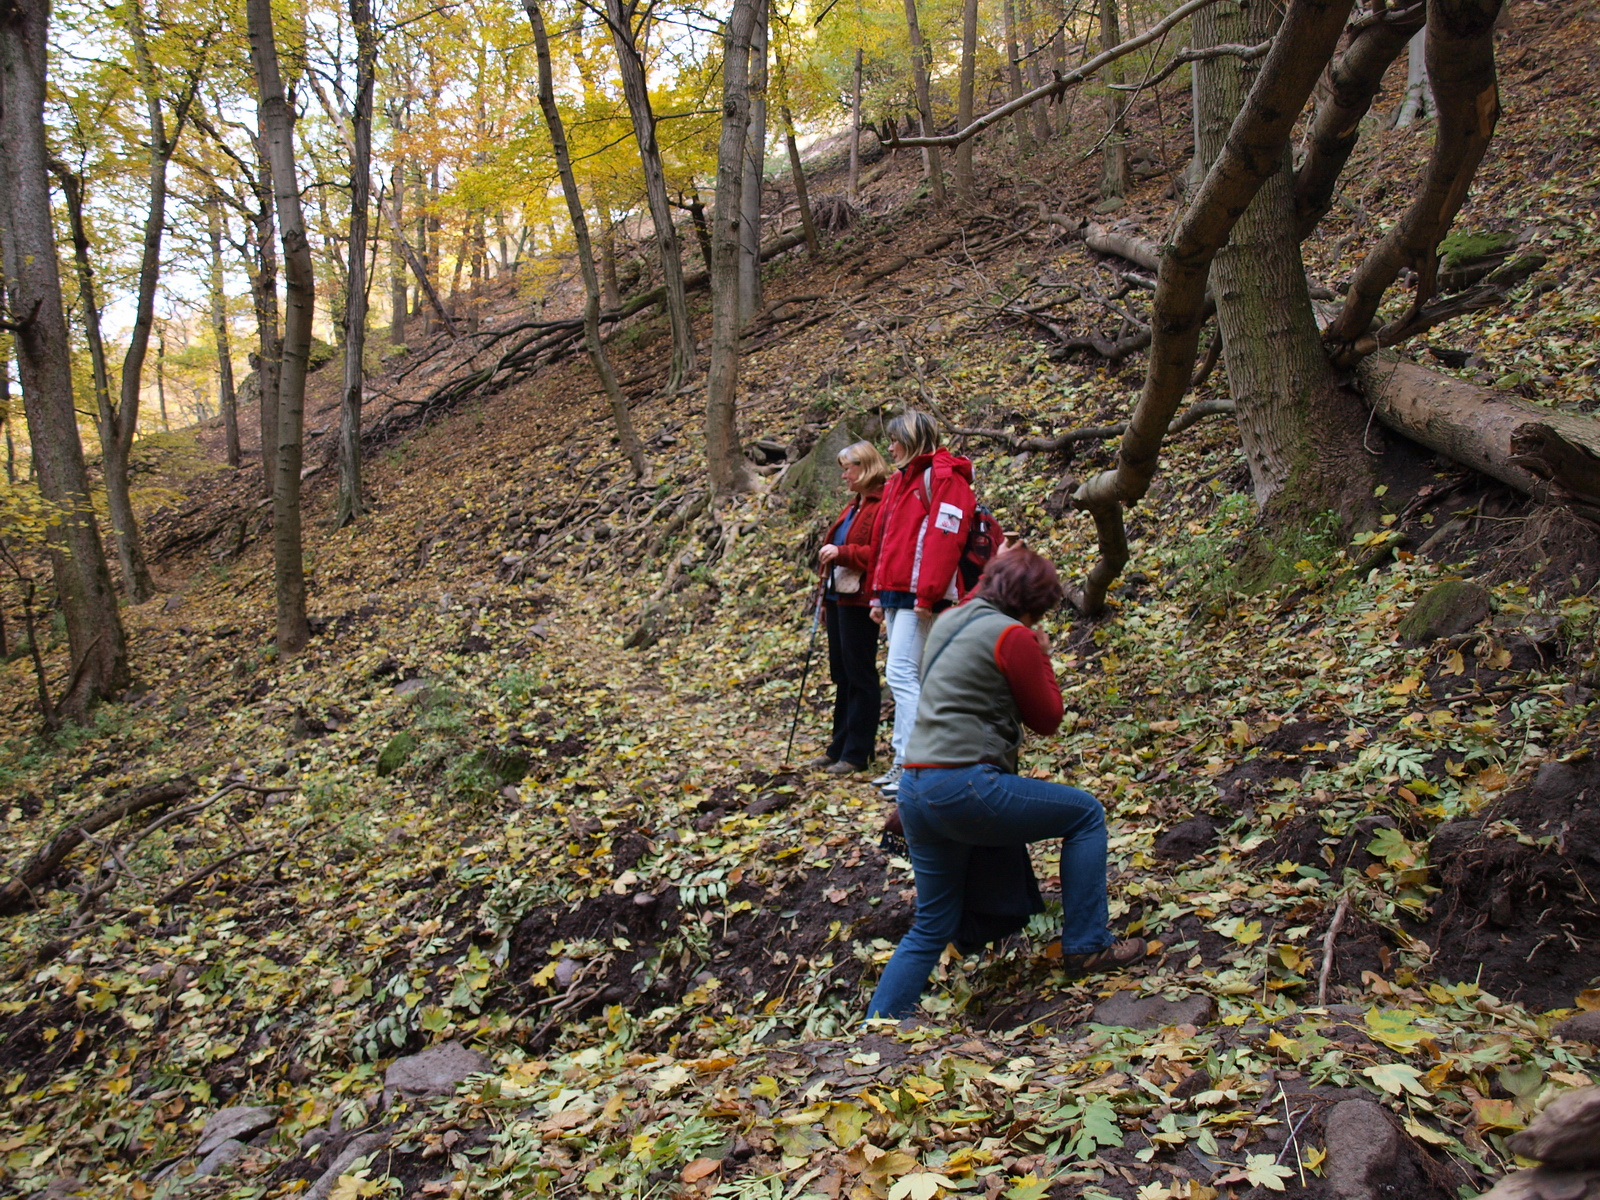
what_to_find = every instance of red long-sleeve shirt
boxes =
[994,624,1064,735]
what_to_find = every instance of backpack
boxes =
[922,468,1003,596]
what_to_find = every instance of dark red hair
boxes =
[975,547,1064,619]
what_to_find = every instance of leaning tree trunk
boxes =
[738,0,768,323]
[334,0,374,531]
[524,0,647,479]
[1194,0,1377,525]
[955,0,978,199]
[208,195,241,467]
[604,0,697,392]
[1069,0,1357,616]
[706,0,760,498]
[247,0,311,656]
[782,107,819,256]
[0,0,130,716]
[902,0,946,204]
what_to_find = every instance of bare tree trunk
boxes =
[156,332,168,427]
[1195,0,1376,521]
[849,48,862,201]
[1020,0,1052,147]
[782,111,819,255]
[1393,28,1431,127]
[0,0,130,716]
[250,142,280,499]
[524,0,647,479]
[600,213,622,307]
[1002,0,1034,154]
[1051,16,1070,136]
[604,0,697,391]
[208,195,240,467]
[903,0,946,204]
[707,0,760,497]
[1070,0,1356,616]
[955,0,978,199]
[739,0,768,323]
[1098,0,1131,198]
[686,190,713,273]
[247,0,311,656]
[389,160,407,346]
[335,0,374,531]
[0,341,13,483]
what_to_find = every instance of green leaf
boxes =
[1004,1176,1053,1200]
[1363,1063,1429,1097]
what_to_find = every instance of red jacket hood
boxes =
[903,447,974,483]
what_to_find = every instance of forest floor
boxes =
[3,3,1600,1198]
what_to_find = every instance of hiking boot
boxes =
[825,760,865,776]
[800,754,837,771]
[1043,937,1149,975]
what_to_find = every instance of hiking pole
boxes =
[783,582,825,766]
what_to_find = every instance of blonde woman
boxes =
[806,441,891,775]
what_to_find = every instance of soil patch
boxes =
[1427,752,1600,1009]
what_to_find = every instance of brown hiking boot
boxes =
[1043,937,1149,975]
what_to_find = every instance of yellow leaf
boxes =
[1302,1146,1327,1174]
[1576,989,1600,1012]
[1390,674,1421,696]
[1444,649,1465,676]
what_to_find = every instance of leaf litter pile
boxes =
[5,13,1600,1200]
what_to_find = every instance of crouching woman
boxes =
[866,548,1146,1019]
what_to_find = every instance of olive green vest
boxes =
[905,599,1025,772]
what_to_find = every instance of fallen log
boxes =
[1357,357,1600,523]
[954,398,1235,453]
[0,777,195,915]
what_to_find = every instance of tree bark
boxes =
[246,0,311,656]
[1069,0,1356,616]
[0,0,130,715]
[250,139,280,500]
[600,214,622,306]
[1098,0,1131,198]
[739,0,768,323]
[1001,0,1034,154]
[604,0,697,392]
[208,195,241,467]
[1294,8,1424,239]
[1325,0,1501,362]
[707,0,760,497]
[782,109,819,255]
[1393,28,1431,126]
[1195,0,1376,518]
[902,0,946,203]
[389,159,407,346]
[955,0,978,198]
[849,48,863,201]
[524,0,646,479]
[1021,0,1052,148]
[334,0,374,531]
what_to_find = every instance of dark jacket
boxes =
[821,491,882,608]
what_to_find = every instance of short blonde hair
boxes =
[839,441,890,492]
[886,409,939,459]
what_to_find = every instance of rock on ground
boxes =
[1398,580,1492,644]
[305,1132,390,1200]
[1323,1099,1455,1200]
[197,1105,277,1157]
[382,1041,492,1108]
[1553,1011,1600,1044]
[1091,990,1215,1029]
[1509,1086,1600,1169]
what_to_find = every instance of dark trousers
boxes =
[825,602,880,767]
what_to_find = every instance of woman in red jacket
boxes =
[868,411,976,796]
[809,441,890,775]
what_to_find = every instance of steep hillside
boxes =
[2,7,1599,1199]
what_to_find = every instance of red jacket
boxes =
[869,448,976,609]
[820,491,882,608]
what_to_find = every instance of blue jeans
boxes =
[882,606,928,765]
[867,764,1114,1019]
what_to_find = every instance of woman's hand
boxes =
[869,604,885,626]
[1033,626,1051,656]
[818,544,840,566]
[915,605,933,626]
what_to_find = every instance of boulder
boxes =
[1398,580,1492,645]
[1092,990,1215,1030]
[1552,1011,1600,1044]
[197,1105,277,1158]
[376,733,416,777]
[382,1041,492,1108]
[777,415,883,514]
[188,1139,247,1181]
